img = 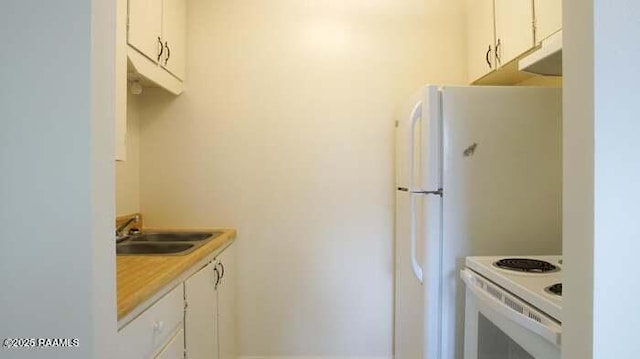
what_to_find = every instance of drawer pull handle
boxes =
[218,262,225,280]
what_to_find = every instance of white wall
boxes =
[0,0,116,358]
[116,93,142,216]
[564,1,640,358]
[590,0,640,357]
[138,0,466,357]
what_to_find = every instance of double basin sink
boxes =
[116,231,223,256]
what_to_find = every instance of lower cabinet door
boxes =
[155,329,185,359]
[185,261,219,359]
[217,244,237,359]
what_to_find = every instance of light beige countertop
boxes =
[116,228,237,323]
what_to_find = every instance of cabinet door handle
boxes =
[495,38,501,65]
[485,45,492,68]
[164,41,171,66]
[218,262,225,280]
[213,266,220,289]
[157,37,164,62]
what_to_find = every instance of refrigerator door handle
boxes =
[409,194,423,283]
[411,188,443,196]
[408,101,424,284]
[408,100,422,193]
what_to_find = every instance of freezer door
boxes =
[417,86,443,193]
[395,93,423,189]
[438,86,562,359]
[395,85,442,190]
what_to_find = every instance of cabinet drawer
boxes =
[118,285,184,359]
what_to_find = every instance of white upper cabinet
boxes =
[128,0,163,63]
[494,0,535,67]
[466,0,496,83]
[161,0,186,80]
[466,0,541,84]
[127,0,186,94]
[534,0,562,43]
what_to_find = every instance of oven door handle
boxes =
[461,270,562,347]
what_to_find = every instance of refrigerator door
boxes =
[395,90,425,283]
[395,93,423,190]
[438,86,562,359]
[394,189,424,359]
[395,85,444,359]
[416,87,443,194]
[394,88,426,359]
[418,87,444,359]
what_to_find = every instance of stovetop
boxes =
[465,255,562,322]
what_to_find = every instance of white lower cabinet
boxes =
[117,285,184,359]
[185,260,220,359]
[184,242,237,359]
[217,244,237,359]
[118,242,236,359]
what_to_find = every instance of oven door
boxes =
[461,269,561,359]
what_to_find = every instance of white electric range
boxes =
[461,256,562,359]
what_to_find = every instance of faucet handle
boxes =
[115,215,141,242]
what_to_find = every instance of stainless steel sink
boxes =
[130,231,221,242]
[117,242,195,255]
[116,231,223,256]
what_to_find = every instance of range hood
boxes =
[519,31,562,76]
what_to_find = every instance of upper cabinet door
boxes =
[534,0,562,43]
[128,0,163,62]
[494,0,534,66]
[161,0,186,80]
[466,0,496,83]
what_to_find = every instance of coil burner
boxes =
[494,258,558,273]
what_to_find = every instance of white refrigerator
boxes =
[394,85,562,359]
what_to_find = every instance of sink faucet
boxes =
[116,215,139,242]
